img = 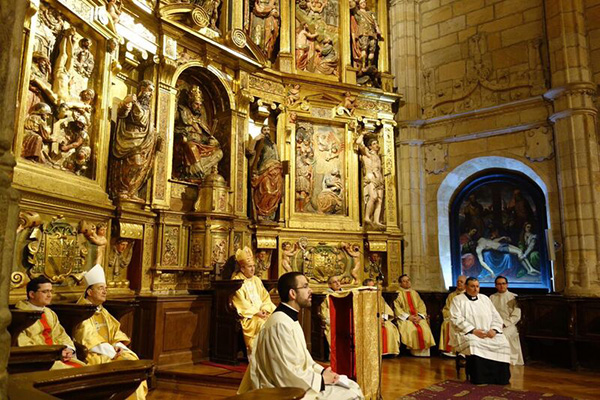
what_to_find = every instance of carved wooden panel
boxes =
[134,295,211,367]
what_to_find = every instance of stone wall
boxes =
[389,0,600,296]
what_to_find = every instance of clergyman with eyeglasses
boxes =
[14,275,86,369]
[238,272,364,400]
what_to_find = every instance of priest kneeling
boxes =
[238,272,364,400]
[73,265,148,400]
[450,277,511,385]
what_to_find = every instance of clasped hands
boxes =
[472,329,496,339]
[61,348,74,363]
[255,310,270,319]
[322,367,340,385]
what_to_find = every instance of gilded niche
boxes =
[295,0,340,77]
[172,69,230,184]
[23,3,98,176]
[295,121,345,215]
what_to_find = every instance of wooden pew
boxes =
[224,387,306,400]
[8,308,43,346]
[8,359,154,400]
[210,279,280,365]
[8,345,65,374]
[210,279,244,365]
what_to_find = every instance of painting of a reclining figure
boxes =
[452,174,551,290]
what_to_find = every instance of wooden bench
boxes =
[8,345,65,374]
[224,387,306,400]
[210,279,279,365]
[210,279,245,365]
[8,359,154,400]
[8,308,43,346]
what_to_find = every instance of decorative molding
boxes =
[424,143,447,175]
[525,126,554,162]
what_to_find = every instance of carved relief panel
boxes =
[295,121,346,215]
[294,0,340,77]
[22,2,102,177]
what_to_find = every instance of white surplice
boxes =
[490,290,524,365]
[238,304,364,400]
[450,293,511,364]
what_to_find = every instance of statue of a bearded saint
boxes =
[174,85,223,182]
[109,80,160,202]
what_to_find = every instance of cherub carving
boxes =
[281,241,299,273]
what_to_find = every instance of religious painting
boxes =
[295,0,340,77]
[295,121,346,215]
[450,173,551,290]
[22,3,99,177]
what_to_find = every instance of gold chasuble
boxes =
[393,288,435,355]
[231,272,276,352]
[379,297,400,356]
[15,300,86,369]
[439,290,462,353]
[73,297,147,400]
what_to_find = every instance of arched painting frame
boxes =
[450,171,552,290]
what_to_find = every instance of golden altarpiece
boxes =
[8,0,401,368]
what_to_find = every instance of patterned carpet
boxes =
[398,380,576,400]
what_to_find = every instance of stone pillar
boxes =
[545,0,600,296]
[390,0,430,288]
[0,2,27,397]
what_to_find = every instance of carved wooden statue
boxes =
[109,80,159,202]
[356,133,385,229]
[247,125,283,222]
[249,0,280,60]
[350,0,383,86]
[174,85,223,182]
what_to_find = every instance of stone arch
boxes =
[437,156,551,289]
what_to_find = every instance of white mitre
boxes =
[84,264,106,287]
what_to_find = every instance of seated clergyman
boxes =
[231,246,276,355]
[450,277,511,385]
[363,278,400,356]
[15,276,85,369]
[439,275,466,357]
[73,264,147,400]
[393,274,436,356]
[238,272,364,400]
[320,275,343,347]
[490,275,524,365]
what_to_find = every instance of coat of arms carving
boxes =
[27,216,87,282]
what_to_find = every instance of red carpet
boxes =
[199,360,248,374]
[398,380,576,400]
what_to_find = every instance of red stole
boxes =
[39,312,81,368]
[405,291,426,350]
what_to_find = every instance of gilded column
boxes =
[0,2,27,397]
[545,0,600,296]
